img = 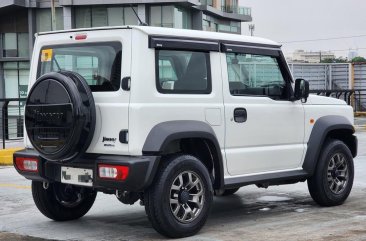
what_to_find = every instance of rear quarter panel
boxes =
[128,30,226,169]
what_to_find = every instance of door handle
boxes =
[234,108,247,123]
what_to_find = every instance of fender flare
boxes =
[302,115,356,176]
[142,120,224,189]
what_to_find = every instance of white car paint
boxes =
[25,26,354,180]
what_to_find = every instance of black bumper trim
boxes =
[13,149,160,192]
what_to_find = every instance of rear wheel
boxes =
[32,181,97,221]
[145,155,213,238]
[307,139,354,206]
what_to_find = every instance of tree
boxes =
[351,56,366,63]
[321,57,348,63]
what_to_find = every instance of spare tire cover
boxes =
[25,71,96,161]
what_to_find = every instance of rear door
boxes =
[34,29,131,155]
[221,44,305,176]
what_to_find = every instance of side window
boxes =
[156,50,211,94]
[226,53,287,99]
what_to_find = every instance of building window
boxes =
[2,33,29,58]
[149,6,192,29]
[74,6,138,28]
[36,8,64,32]
[203,14,240,34]
[3,62,30,98]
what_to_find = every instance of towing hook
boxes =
[116,190,128,198]
[43,182,49,190]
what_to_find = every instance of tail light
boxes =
[15,157,38,172]
[98,164,129,181]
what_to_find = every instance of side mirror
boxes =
[294,78,309,103]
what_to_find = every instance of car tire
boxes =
[32,181,97,221]
[307,139,354,207]
[221,188,240,196]
[145,154,213,238]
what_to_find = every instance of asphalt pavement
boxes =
[1,132,366,241]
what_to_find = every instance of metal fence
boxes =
[0,98,26,149]
[289,62,366,111]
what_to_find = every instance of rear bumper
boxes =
[13,149,160,192]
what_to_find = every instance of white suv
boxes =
[14,26,357,238]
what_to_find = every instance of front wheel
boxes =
[307,139,354,207]
[145,155,213,238]
[32,181,97,221]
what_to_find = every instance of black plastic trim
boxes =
[220,40,282,49]
[142,120,224,189]
[224,170,308,189]
[13,149,160,192]
[121,76,131,91]
[119,130,128,144]
[13,149,48,182]
[149,36,220,52]
[221,43,281,56]
[302,115,356,176]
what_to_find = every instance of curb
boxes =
[0,148,23,166]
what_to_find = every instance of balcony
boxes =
[197,1,252,22]
[221,5,251,16]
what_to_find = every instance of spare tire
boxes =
[25,71,96,162]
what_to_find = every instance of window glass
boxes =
[38,42,122,92]
[3,33,17,57]
[150,6,161,27]
[180,7,192,29]
[36,8,63,32]
[108,7,123,26]
[226,53,286,99]
[124,7,138,25]
[157,50,211,94]
[2,62,30,99]
[75,7,92,28]
[18,33,29,57]
[92,7,108,27]
[56,8,64,30]
[36,9,51,32]
[4,68,18,98]
[162,6,174,27]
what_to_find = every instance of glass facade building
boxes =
[0,0,252,102]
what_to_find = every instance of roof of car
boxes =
[38,25,281,47]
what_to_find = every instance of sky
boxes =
[240,0,366,58]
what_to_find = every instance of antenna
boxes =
[130,5,148,26]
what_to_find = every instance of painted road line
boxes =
[0,183,31,189]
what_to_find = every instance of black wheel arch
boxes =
[142,120,224,189]
[303,115,357,176]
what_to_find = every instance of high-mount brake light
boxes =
[75,34,87,40]
[98,164,129,181]
[15,157,38,172]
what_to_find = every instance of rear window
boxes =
[37,42,122,92]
